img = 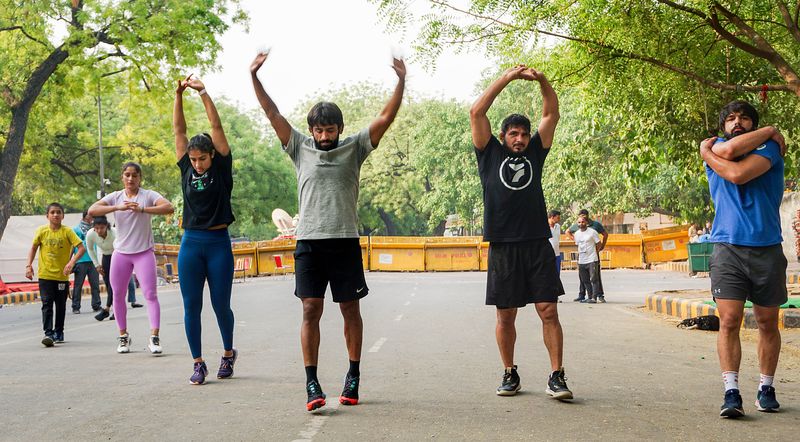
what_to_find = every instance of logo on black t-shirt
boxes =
[190,171,213,191]
[499,156,533,190]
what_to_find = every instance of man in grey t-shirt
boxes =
[251,51,406,412]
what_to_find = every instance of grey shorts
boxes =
[710,243,787,307]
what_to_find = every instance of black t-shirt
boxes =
[475,133,550,242]
[178,152,235,230]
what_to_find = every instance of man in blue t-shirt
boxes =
[71,211,101,313]
[700,100,787,418]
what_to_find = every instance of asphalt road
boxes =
[1,270,798,441]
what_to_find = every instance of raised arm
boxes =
[250,52,292,146]
[533,70,560,149]
[174,77,190,160]
[368,58,406,147]
[700,137,771,184]
[712,126,785,160]
[186,78,230,156]
[470,65,528,151]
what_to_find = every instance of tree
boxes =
[0,0,246,241]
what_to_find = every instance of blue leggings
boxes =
[178,229,235,359]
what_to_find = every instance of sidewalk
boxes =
[645,290,800,329]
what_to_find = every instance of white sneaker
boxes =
[117,334,131,353]
[148,335,162,354]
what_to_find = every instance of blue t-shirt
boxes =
[705,138,783,246]
[72,225,93,264]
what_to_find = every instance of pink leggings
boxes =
[110,249,160,331]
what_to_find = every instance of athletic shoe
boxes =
[117,334,131,353]
[496,365,521,396]
[755,385,780,412]
[95,309,110,321]
[339,373,360,405]
[190,361,208,385]
[720,388,744,418]
[109,313,115,320]
[41,335,54,347]
[587,298,597,304]
[573,297,584,302]
[217,349,238,379]
[53,332,64,343]
[148,335,162,354]
[546,367,574,400]
[597,296,606,303]
[72,309,80,314]
[131,303,143,308]
[306,380,327,411]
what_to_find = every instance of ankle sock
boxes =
[305,366,318,384]
[722,371,739,391]
[759,373,774,389]
[348,360,360,377]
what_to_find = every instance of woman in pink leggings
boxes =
[89,162,174,354]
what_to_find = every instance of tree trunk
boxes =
[0,47,69,242]
[432,219,446,236]
[377,208,398,236]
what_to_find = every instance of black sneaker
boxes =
[53,332,64,343]
[546,367,574,400]
[130,303,143,308]
[339,373,360,405]
[597,296,606,303]
[95,309,110,321]
[41,335,54,347]
[720,388,744,418]
[72,309,80,314]
[573,297,584,302]
[306,380,326,411]
[496,366,521,396]
[755,385,780,412]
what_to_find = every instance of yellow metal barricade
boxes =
[424,237,481,271]
[642,225,691,264]
[369,236,425,271]
[256,238,296,275]
[232,242,258,277]
[154,243,179,279]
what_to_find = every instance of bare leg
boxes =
[301,298,324,366]
[753,305,781,377]
[339,300,363,362]
[535,302,563,371]
[716,299,745,372]
[496,308,518,367]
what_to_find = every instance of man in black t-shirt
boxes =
[471,65,572,400]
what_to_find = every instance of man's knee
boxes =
[339,300,361,321]
[536,303,559,323]
[718,312,743,333]
[754,308,780,334]
[302,299,324,321]
[496,308,517,327]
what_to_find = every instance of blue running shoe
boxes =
[190,361,208,385]
[720,389,744,418]
[755,385,780,412]
[339,373,360,405]
[217,349,238,379]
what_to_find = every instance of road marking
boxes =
[404,301,411,306]
[368,337,388,353]
[394,314,403,321]
[292,401,340,442]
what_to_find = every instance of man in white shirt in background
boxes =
[548,210,562,277]
[573,214,604,304]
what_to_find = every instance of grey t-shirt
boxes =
[283,126,375,239]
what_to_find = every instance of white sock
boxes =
[722,371,739,391]
[759,374,774,389]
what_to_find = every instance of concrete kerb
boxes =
[0,284,107,306]
[644,293,800,329]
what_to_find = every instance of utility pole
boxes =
[96,81,105,198]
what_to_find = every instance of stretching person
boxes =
[470,65,572,400]
[89,162,174,354]
[174,76,237,385]
[251,50,405,411]
[88,217,141,321]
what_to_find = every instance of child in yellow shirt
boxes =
[25,203,85,347]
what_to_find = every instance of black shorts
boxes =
[294,238,368,303]
[486,239,564,308]
[710,243,787,307]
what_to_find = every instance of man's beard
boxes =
[314,138,339,151]
[723,126,748,139]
